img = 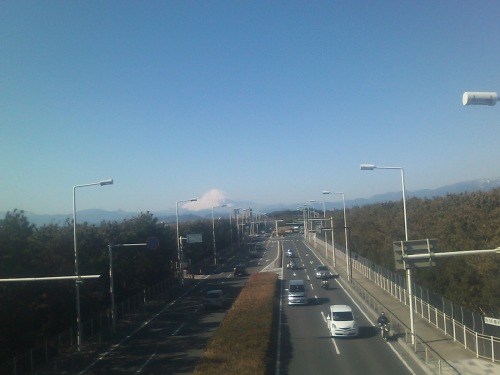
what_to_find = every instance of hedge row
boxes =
[194,272,278,375]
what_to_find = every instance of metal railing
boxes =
[307,233,499,364]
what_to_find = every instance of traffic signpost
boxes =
[393,239,438,270]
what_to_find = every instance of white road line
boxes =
[171,322,186,336]
[321,311,340,355]
[136,351,157,373]
[77,277,208,374]
[261,244,281,272]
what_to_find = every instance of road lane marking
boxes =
[171,322,186,336]
[77,276,209,374]
[261,243,281,272]
[321,311,340,355]
[136,350,157,373]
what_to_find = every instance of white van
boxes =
[327,304,358,337]
[287,279,308,305]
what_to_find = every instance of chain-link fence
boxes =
[308,233,499,364]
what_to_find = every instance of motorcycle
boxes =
[379,322,390,341]
[321,279,329,289]
[287,261,297,270]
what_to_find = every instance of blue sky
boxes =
[1,1,499,215]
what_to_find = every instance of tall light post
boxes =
[176,198,197,282]
[234,208,241,247]
[360,163,415,344]
[73,178,113,349]
[227,206,236,253]
[310,199,316,218]
[212,204,227,265]
[462,91,498,106]
[360,164,408,241]
[323,191,350,281]
[274,219,283,238]
[297,206,307,239]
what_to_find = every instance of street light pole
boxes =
[73,178,113,350]
[323,191,350,281]
[274,219,283,238]
[228,207,235,253]
[361,163,415,345]
[212,204,227,265]
[234,208,241,247]
[176,198,197,283]
[310,199,316,218]
[360,164,408,241]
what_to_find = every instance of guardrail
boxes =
[306,234,499,365]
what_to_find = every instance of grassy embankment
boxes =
[194,272,278,375]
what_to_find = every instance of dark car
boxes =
[233,264,247,276]
[202,290,225,308]
[315,265,329,279]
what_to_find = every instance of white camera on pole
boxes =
[462,92,498,106]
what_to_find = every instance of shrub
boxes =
[194,272,278,375]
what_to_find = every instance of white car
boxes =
[327,305,358,337]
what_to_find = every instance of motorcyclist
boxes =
[377,312,390,339]
[377,312,389,326]
[321,273,329,288]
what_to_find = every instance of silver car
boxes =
[315,265,329,278]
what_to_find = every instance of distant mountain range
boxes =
[4,178,500,227]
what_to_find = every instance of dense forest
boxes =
[0,211,233,363]
[1,189,499,363]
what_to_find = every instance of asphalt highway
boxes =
[278,235,418,375]
[72,238,279,375]
[70,234,423,374]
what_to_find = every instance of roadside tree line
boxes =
[271,189,500,316]
[0,210,233,363]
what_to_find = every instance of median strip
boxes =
[194,272,278,375]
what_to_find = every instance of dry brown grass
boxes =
[193,272,278,375]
